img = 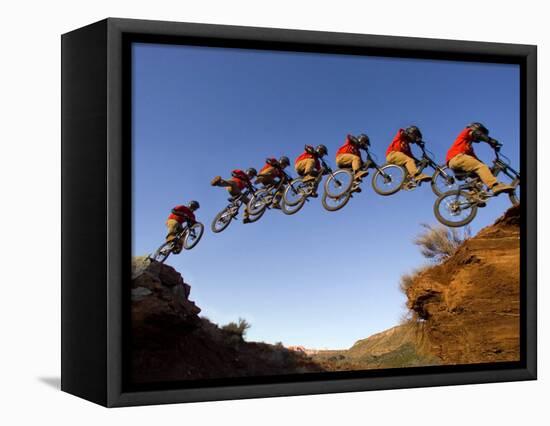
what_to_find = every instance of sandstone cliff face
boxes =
[405,206,520,365]
[131,257,323,384]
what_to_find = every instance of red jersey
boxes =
[336,135,361,157]
[446,128,476,163]
[231,169,250,190]
[386,129,413,157]
[168,205,196,224]
[295,151,320,169]
[259,159,282,178]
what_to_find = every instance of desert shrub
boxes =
[221,317,251,339]
[414,223,471,263]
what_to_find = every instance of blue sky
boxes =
[132,43,520,349]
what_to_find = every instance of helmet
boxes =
[357,133,370,147]
[246,167,257,177]
[187,200,200,211]
[315,144,328,157]
[468,122,489,135]
[404,126,422,142]
[305,144,316,154]
[278,156,290,168]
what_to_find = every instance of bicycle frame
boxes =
[253,171,292,206]
[417,147,453,179]
[229,186,255,207]
[364,149,400,181]
[492,151,520,181]
[451,146,520,206]
[319,158,335,180]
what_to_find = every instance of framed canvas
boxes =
[61,18,537,407]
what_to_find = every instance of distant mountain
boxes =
[311,324,439,371]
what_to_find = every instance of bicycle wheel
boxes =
[434,190,478,227]
[151,241,174,264]
[324,169,354,198]
[431,166,457,196]
[372,164,406,196]
[183,222,204,250]
[211,206,236,233]
[283,178,308,206]
[321,190,352,212]
[248,188,271,216]
[281,194,307,215]
[508,178,520,206]
[245,208,266,223]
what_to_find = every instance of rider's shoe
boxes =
[491,183,515,196]
[310,191,319,198]
[352,186,362,193]
[414,173,432,184]
[243,217,251,224]
[355,170,369,180]
[211,176,222,186]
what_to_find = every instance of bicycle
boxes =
[150,220,205,263]
[247,170,294,217]
[433,144,520,227]
[321,145,403,212]
[211,186,264,233]
[281,158,334,215]
[373,142,458,196]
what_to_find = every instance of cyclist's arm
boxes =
[470,129,497,145]
[173,208,195,223]
[348,134,359,144]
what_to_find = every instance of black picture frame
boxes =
[61,17,537,407]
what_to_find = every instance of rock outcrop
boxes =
[405,205,521,364]
[132,256,202,330]
[131,257,323,384]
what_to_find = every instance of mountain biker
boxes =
[211,168,257,223]
[386,126,432,184]
[165,200,200,253]
[294,144,328,197]
[446,123,515,196]
[335,134,370,183]
[256,156,290,208]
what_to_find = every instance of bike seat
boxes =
[453,170,474,181]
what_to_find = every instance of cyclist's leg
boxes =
[165,219,182,242]
[225,181,242,198]
[450,154,498,189]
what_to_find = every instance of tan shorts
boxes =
[448,154,497,188]
[386,151,418,176]
[295,158,318,177]
[335,153,362,172]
